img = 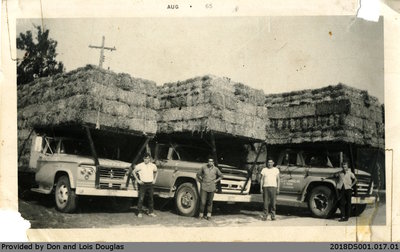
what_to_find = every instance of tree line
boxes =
[17,25,64,85]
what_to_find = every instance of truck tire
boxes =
[55,176,77,213]
[308,185,335,218]
[351,204,367,216]
[175,182,199,217]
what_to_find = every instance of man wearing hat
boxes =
[133,153,158,218]
[196,158,223,220]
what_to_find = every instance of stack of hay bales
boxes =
[157,75,268,140]
[265,84,384,149]
[18,65,158,169]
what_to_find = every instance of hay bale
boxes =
[157,75,268,140]
[265,84,384,148]
[18,65,159,151]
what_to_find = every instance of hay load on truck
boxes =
[17,65,158,212]
[150,75,268,216]
[263,84,384,218]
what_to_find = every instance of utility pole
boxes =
[88,36,116,68]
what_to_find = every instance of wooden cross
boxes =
[89,36,116,68]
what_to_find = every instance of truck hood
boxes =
[164,160,248,179]
[354,169,372,177]
[54,154,131,168]
[218,164,248,177]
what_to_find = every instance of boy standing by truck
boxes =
[196,158,223,220]
[260,159,280,221]
[133,153,158,218]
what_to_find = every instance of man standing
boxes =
[260,159,280,221]
[337,162,357,222]
[133,153,158,218]
[196,158,223,220]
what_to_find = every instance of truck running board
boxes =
[31,188,52,194]
[213,193,308,208]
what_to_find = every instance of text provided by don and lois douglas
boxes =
[1,243,124,251]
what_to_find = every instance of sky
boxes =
[16,16,384,102]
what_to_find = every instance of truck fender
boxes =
[54,169,77,189]
[172,172,200,192]
[301,179,337,202]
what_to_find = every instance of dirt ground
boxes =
[18,191,386,229]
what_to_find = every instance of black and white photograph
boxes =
[14,15,386,231]
[2,0,399,243]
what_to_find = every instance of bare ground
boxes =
[18,191,386,229]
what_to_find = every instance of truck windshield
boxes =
[173,145,210,163]
[60,139,122,160]
[60,139,92,156]
[303,151,337,168]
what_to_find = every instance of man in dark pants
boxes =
[337,162,357,222]
[260,159,280,221]
[196,158,223,220]
[133,154,158,218]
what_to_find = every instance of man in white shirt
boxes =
[336,162,357,222]
[133,154,158,218]
[260,159,280,221]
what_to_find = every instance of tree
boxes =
[17,25,64,85]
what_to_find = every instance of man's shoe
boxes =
[271,216,276,221]
[261,215,268,221]
[338,217,348,222]
[137,213,143,218]
[198,215,204,220]
[205,216,212,221]
[148,213,157,217]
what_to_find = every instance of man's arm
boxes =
[196,167,204,182]
[351,173,357,187]
[152,165,158,184]
[153,171,158,184]
[132,166,143,184]
[276,173,280,194]
[260,170,264,193]
[214,168,223,183]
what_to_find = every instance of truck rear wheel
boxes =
[308,185,335,218]
[175,182,199,217]
[352,204,367,216]
[55,176,77,213]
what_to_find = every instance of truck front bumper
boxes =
[351,196,376,204]
[75,187,138,197]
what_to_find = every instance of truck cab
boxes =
[30,132,142,213]
[151,141,250,216]
[273,148,376,218]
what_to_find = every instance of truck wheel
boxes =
[55,176,77,213]
[351,204,367,216]
[175,182,199,217]
[308,186,335,218]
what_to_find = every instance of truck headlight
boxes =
[79,165,96,180]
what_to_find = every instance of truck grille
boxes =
[355,174,372,196]
[220,180,247,194]
[97,166,127,190]
[99,183,123,189]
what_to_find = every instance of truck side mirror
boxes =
[29,135,44,169]
[33,136,44,152]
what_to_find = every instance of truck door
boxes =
[154,143,177,189]
[278,150,306,194]
[35,137,59,189]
